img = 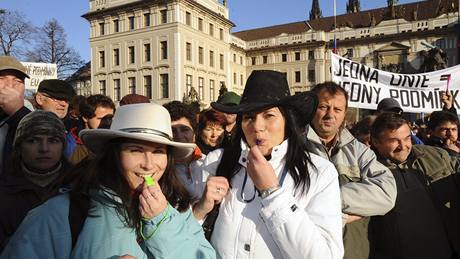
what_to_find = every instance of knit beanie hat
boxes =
[14,110,66,148]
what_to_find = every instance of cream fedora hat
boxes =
[79,103,196,159]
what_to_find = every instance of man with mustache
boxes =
[305,82,397,259]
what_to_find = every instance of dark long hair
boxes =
[216,106,314,194]
[49,138,191,228]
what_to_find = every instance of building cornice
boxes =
[83,0,235,27]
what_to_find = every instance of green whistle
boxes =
[144,175,155,186]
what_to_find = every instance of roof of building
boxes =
[232,0,457,41]
[66,62,91,82]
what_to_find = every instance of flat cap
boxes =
[38,79,76,101]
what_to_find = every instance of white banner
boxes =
[21,62,58,91]
[331,52,460,114]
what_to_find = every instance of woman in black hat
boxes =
[193,70,343,259]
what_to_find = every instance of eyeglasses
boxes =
[41,93,68,103]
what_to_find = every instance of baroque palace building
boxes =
[79,0,459,105]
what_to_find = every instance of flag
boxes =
[333,34,337,54]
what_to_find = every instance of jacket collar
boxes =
[305,125,354,148]
[375,146,421,169]
[238,139,288,168]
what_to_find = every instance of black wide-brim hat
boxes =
[211,70,318,127]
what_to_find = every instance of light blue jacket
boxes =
[1,190,216,259]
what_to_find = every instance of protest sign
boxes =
[331,52,460,114]
[21,62,58,99]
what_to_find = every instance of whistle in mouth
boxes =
[144,175,155,186]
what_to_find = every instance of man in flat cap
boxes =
[34,79,77,157]
[0,56,32,173]
[35,79,76,119]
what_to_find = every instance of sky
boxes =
[0,0,420,62]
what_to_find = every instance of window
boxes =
[99,80,106,95]
[209,79,215,101]
[113,48,120,66]
[144,75,152,99]
[160,9,167,24]
[160,41,168,60]
[219,54,224,70]
[160,74,169,98]
[209,51,214,67]
[198,46,203,64]
[240,74,243,86]
[282,53,287,62]
[295,52,301,61]
[186,12,191,26]
[240,56,243,65]
[144,43,151,62]
[99,22,105,35]
[128,46,135,64]
[219,28,224,40]
[128,16,135,30]
[186,42,192,61]
[198,77,204,100]
[233,73,237,84]
[263,55,268,64]
[251,57,256,65]
[308,50,314,59]
[233,54,236,62]
[113,79,120,101]
[186,74,192,94]
[113,19,119,33]
[198,18,203,31]
[144,13,151,27]
[128,77,136,94]
[308,69,315,82]
[99,50,105,68]
[295,71,301,83]
[209,23,214,36]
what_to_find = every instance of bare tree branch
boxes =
[25,18,84,79]
[0,10,35,56]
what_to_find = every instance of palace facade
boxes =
[79,0,459,106]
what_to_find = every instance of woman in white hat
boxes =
[194,70,344,259]
[1,103,216,259]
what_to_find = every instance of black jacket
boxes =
[370,145,460,259]
[0,106,31,174]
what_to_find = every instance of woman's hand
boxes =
[139,183,168,220]
[246,145,279,191]
[193,176,229,220]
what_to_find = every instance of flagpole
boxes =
[333,0,337,54]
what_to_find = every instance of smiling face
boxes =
[241,107,286,156]
[20,134,64,173]
[372,123,412,164]
[119,140,168,191]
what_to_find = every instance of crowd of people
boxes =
[0,54,459,259]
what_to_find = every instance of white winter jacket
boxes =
[202,140,344,259]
